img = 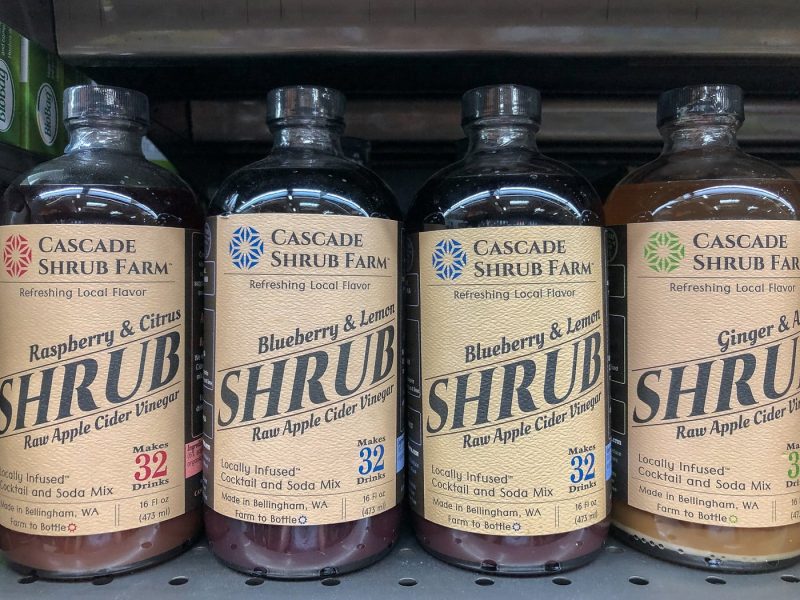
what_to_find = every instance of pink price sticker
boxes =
[185,439,203,477]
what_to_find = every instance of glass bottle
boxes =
[204,85,403,578]
[405,84,610,574]
[0,85,204,578]
[606,84,800,572]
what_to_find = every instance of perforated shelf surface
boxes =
[2,529,800,599]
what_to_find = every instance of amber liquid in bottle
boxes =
[407,89,610,574]
[606,108,800,571]
[0,109,204,578]
[205,88,402,578]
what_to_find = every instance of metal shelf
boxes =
[50,0,800,60]
[176,97,800,144]
[2,529,800,599]
[42,1,800,100]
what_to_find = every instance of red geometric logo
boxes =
[4,234,33,278]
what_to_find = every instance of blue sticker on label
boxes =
[606,442,612,481]
[396,434,405,473]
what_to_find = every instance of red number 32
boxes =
[134,450,168,481]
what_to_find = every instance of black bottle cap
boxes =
[461,84,541,125]
[657,84,744,126]
[64,85,149,126]
[266,85,346,123]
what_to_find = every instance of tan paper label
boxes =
[204,214,401,526]
[623,221,800,527]
[0,225,203,536]
[408,226,608,536]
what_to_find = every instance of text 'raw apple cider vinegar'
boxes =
[204,86,403,578]
[0,85,205,578]
[405,84,610,574]
[606,84,800,572]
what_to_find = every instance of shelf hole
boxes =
[17,576,38,585]
[398,578,417,587]
[705,576,726,585]
[321,578,341,587]
[605,545,624,554]
[552,577,572,586]
[141,541,153,549]
[474,578,494,586]
[169,576,189,586]
[628,576,649,586]
[91,575,114,586]
[245,578,265,586]
[782,575,800,583]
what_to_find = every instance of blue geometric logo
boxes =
[432,239,468,281]
[229,225,265,270]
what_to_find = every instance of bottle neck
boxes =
[65,119,146,155]
[660,115,741,155]
[465,117,540,154]
[269,118,344,156]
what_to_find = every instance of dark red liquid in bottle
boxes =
[0,85,204,579]
[204,86,402,579]
[405,85,609,575]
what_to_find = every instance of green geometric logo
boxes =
[644,231,685,272]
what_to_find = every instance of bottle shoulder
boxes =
[408,151,603,228]
[615,148,795,187]
[606,149,800,224]
[16,151,194,191]
[2,152,204,228]
[210,152,400,219]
